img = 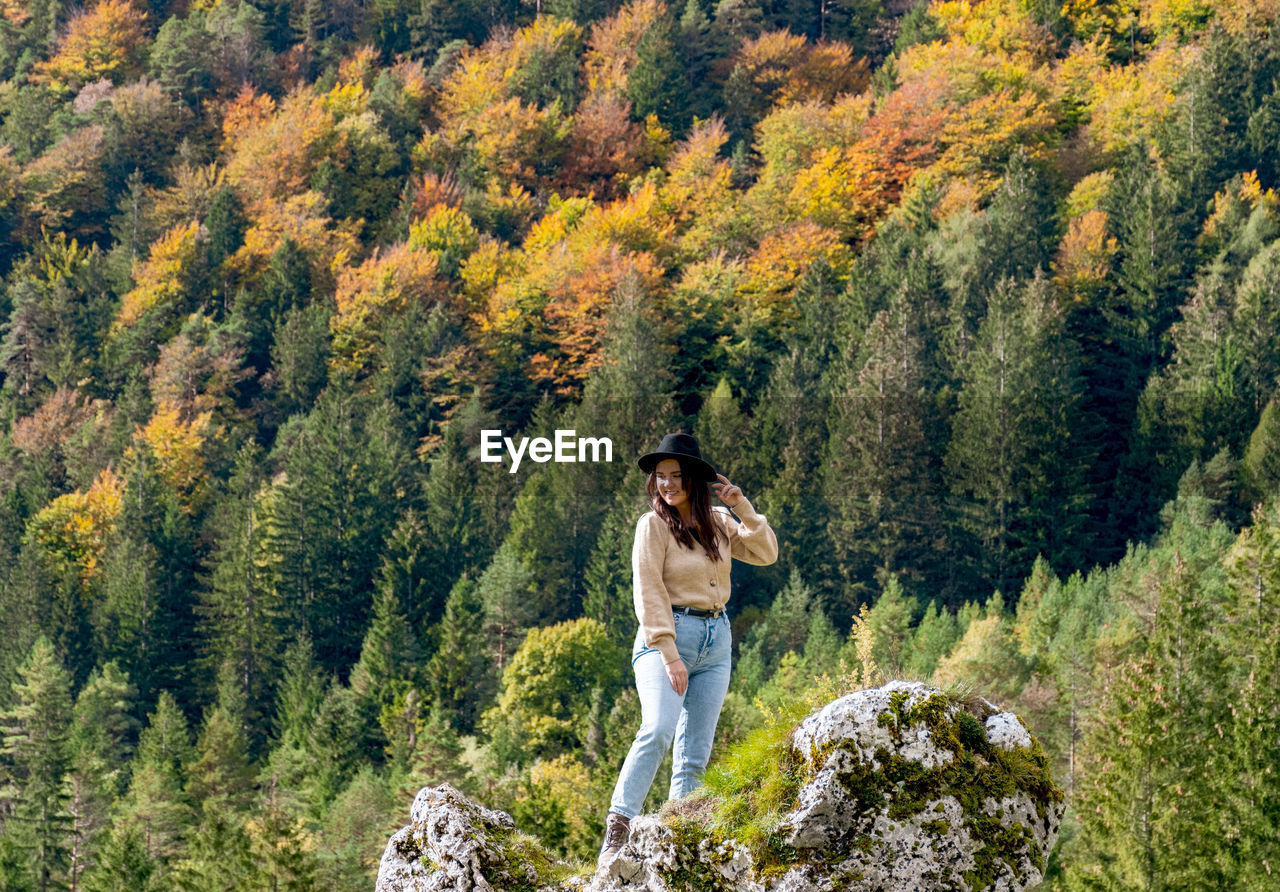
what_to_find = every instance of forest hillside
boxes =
[0,0,1279,888]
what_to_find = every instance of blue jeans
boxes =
[609,611,732,819]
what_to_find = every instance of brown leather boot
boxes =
[596,811,631,868]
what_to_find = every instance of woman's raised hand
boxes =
[711,473,743,508]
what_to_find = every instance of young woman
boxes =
[599,432,778,866]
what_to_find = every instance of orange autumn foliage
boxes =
[26,467,125,582]
[734,220,852,330]
[10,388,112,458]
[330,241,446,372]
[131,406,214,511]
[113,220,202,333]
[33,0,147,92]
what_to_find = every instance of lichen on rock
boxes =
[375,682,1064,892]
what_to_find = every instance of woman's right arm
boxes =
[633,512,680,667]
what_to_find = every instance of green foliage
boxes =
[0,637,74,892]
[482,617,626,765]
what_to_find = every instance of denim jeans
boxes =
[609,611,732,819]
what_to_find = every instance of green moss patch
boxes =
[660,686,1062,891]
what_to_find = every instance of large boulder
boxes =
[376,682,1064,892]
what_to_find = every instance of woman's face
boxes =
[654,459,688,512]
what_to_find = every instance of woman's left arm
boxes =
[713,474,779,566]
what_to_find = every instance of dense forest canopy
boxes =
[0,0,1279,887]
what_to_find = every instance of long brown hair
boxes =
[647,458,726,561]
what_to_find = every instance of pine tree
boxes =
[348,579,422,766]
[185,659,256,815]
[79,825,154,892]
[736,570,822,694]
[1242,397,1280,502]
[939,150,1059,363]
[931,593,1029,704]
[196,440,281,745]
[119,692,195,863]
[266,387,408,675]
[0,638,73,892]
[582,472,649,646]
[1219,500,1280,887]
[65,663,137,892]
[822,300,947,614]
[862,574,915,675]
[627,10,689,133]
[476,542,540,676]
[424,576,492,734]
[421,397,512,605]
[946,276,1090,595]
[902,601,958,681]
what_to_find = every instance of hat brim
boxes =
[637,451,717,481]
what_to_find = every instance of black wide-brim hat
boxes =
[637,432,717,482]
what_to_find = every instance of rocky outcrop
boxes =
[376,681,1064,892]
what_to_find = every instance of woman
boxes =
[599,432,778,866]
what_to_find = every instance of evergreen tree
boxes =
[476,542,540,676]
[375,508,438,631]
[946,276,1091,595]
[79,825,154,892]
[1242,396,1280,502]
[119,692,195,863]
[736,570,822,694]
[185,659,256,814]
[196,440,281,745]
[902,601,959,681]
[266,388,408,675]
[348,579,422,764]
[0,638,73,892]
[1067,500,1235,889]
[420,397,512,607]
[627,10,689,133]
[822,300,948,614]
[931,593,1029,704]
[582,471,648,646]
[65,663,137,892]
[1220,499,1280,887]
[423,576,492,733]
[861,574,914,675]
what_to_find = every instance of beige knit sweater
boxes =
[632,499,779,664]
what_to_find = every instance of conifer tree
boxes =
[931,593,1028,704]
[421,397,511,605]
[1218,500,1280,886]
[119,692,195,863]
[902,601,958,681]
[822,300,947,613]
[1242,396,1280,502]
[862,574,914,675]
[946,276,1090,594]
[582,471,649,646]
[267,387,408,674]
[196,440,280,743]
[348,579,422,764]
[65,662,137,891]
[0,637,73,892]
[736,570,823,694]
[424,577,492,733]
[185,659,256,814]
[476,542,540,676]
[79,825,153,892]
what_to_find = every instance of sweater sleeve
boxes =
[721,498,779,566]
[633,512,679,664]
